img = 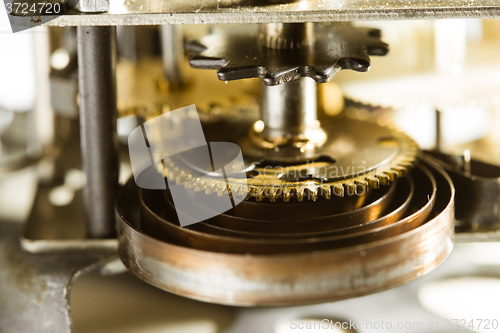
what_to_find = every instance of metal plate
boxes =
[17,0,500,27]
[0,221,118,333]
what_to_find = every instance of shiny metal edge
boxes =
[20,238,118,253]
[8,3,500,27]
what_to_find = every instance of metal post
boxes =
[261,77,318,140]
[77,26,118,238]
[435,108,442,152]
[243,23,326,162]
[160,24,184,88]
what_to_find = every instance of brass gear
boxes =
[162,116,420,202]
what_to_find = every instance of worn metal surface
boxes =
[0,221,117,333]
[77,26,119,238]
[22,182,118,253]
[222,243,489,333]
[117,158,454,306]
[188,23,388,86]
[22,0,500,27]
[21,109,117,251]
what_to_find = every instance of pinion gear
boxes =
[187,22,389,86]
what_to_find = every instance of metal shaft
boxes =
[77,26,119,238]
[435,108,442,151]
[160,24,184,88]
[260,23,314,49]
[246,23,326,161]
[261,77,318,140]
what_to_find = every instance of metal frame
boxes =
[8,0,500,27]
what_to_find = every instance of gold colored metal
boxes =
[162,116,420,202]
[116,57,343,122]
[116,58,260,121]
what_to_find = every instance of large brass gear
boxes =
[162,115,420,202]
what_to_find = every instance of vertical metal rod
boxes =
[261,77,317,140]
[77,26,118,238]
[435,108,442,152]
[260,23,314,49]
[463,149,472,175]
[160,24,184,88]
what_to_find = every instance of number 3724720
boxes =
[5,1,62,15]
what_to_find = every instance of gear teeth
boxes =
[344,183,356,196]
[233,186,247,199]
[377,174,390,186]
[193,179,205,192]
[386,170,399,182]
[175,173,185,184]
[184,180,195,189]
[394,166,407,177]
[254,189,265,201]
[204,183,217,194]
[400,160,415,169]
[296,188,305,202]
[162,118,420,202]
[333,184,344,197]
[212,183,223,197]
[283,188,292,203]
[354,180,369,195]
[366,176,380,189]
[267,188,281,202]
[307,188,318,201]
[321,185,332,199]
[215,183,227,196]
